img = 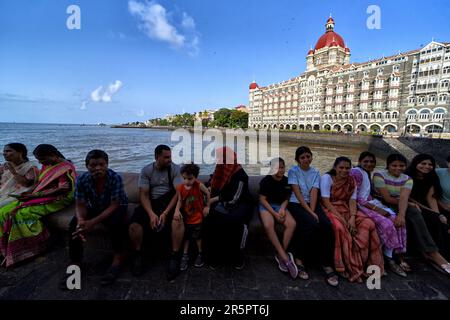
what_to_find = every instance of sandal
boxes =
[398,260,412,273]
[296,263,309,280]
[386,258,407,278]
[323,267,339,287]
[427,259,450,276]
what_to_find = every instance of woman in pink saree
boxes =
[0,144,76,267]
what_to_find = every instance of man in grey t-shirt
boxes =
[129,144,183,278]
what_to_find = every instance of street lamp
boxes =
[404,117,409,136]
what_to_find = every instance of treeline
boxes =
[126,108,249,129]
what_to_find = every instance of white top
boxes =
[353,167,371,201]
[320,174,357,200]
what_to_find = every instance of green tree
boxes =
[213,108,232,127]
[230,110,249,128]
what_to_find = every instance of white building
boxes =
[249,17,450,134]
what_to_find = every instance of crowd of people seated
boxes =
[0,143,449,288]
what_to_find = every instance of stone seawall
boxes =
[277,131,449,166]
[112,126,449,166]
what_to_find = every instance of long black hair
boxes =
[405,153,442,199]
[327,156,352,176]
[5,143,29,161]
[33,144,65,160]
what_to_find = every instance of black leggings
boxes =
[287,202,335,267]
[203,202,253,265]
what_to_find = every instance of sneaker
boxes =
[386,258,407,278]
[274,255,288,272]
[130,251,144,277]
[194,253,204,268]
[285,252,299,279]
[100,266,121,286]
[180,253,189,271]
[167,254,180,280]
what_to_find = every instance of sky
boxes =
[0,0,449,124]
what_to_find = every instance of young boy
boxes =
[174,163,210,271]
[60,149,128,288]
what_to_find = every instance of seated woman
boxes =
[259,157,298,279]
[321,156,384,283]
[350,151,408,277]
[287,146,337,286]
[373,153,450,275]
[204,147,253,270]
[436,154,450,235]
[0,144,76,267]
[0,143,39,208]
[405,154,450,261]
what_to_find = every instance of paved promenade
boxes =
[0,242,449,300]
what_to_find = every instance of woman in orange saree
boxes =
[320,156,384,282]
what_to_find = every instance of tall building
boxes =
[249,17,450,134]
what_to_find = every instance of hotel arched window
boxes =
[433,108,446,120]
[377,113,382,119]
[441,80,450,88]
[392,112,398,119]
[407,110,417,120]
[385,112,391,119]
[377,68,384,76]
[363,113,368,119]
[371,113,376,119]
[349,114,354,119]
[419,109,431,120]
[439,94,448,103]
[393,65,400,72]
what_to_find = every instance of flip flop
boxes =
[323,267,339,287]
[398,260,412,273]
[427,260,450,276]
[296,263,309,280]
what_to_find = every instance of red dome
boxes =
[249,82,259,90]
[315,31,345,50]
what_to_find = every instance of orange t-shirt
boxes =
[177,180,204,225]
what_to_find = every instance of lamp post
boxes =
[404,117,409,136]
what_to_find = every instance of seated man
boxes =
[60,149,128,288]
[128,144,182,280]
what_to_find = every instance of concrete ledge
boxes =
[45,173,265,243]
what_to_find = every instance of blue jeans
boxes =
[259,203,282,213]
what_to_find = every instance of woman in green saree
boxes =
[0,144,76,267]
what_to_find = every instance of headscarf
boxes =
[210,146,242,192]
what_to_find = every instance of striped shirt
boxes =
[373,170,413,198]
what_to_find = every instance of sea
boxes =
[0,123,380,175]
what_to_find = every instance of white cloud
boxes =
[91,86,103,102]
[181,12,195,30]
[128,1,200,55]
[80,100,88,110]
[89,80,123,104]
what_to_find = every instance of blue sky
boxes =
[1,0,449,124]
